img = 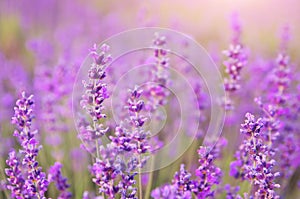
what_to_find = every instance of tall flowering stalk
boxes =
[80,44,153,198]
[35,63,75,160]
[90,87,150,199]
[125,86,150,199]
[6,92,48,199]
[79,44,112,156]
[253,26,295,187]
[146,33,170,111]
[143,33,171,199]
[222,14,247,110]
[90,145,121,198]
[192,140,225,198]
[230,113,280,198]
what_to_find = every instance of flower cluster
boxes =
[146,33,170,111]
[90,145,121,198]
[80,46,154,197]
[151,139,225,199]
[79,44,111,153]
[48,162,71,199]
[192,144,224,198]
[151,164,193,199]
[90,86,152,199]
[5,150,25,198]
[222,14,247,110]
[230,113,280,198]
[6,92,49,199]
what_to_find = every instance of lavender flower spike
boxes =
[192,146,222,198]
[5,150,25,198]
[151,164,193,199]
[7,92,49,198]
[48,162,72,199]
[222,13,247,110]
[79,44,111,154]
[146,33,170,112]
[230,113,280,198]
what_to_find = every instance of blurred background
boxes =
[0,0,300,198]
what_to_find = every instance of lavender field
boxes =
[0,1,300,199]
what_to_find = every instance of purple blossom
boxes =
[256,27,296,181]
[110,86,151,156]
[90,145,121,198]
[224,184,242,199]
[6,92,48,198]
[48,162,71,199]
[222,13,247,110]
[151,184,176,199]
[124,86,150,155]
[79,44,111,154]
[145,33,170,111]
[151,164,193,199]
[5,150,25,198]
[230,113,280,198]
[192,146,222,198]
[118,172,137,199]
[172,164,194,198]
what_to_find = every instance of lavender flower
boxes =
[125,86,150,155]
[172,164,194,198]
[48,162,71,199]
[6,92,48,198]
[80,44,111,122]
[146,33,170,111]
[5,150,25,198]
[230,113,280,198]
[151,184,176,199]
[79,44,111,154]
[256,26,295,181]
[192,146,222,198]
[118,172,137,199]
[224,184,242,199]
[90,145,121,198]
[222,13,247,110]
[109,87,150,198]
[151,164,192,199]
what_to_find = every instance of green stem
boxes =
[95,139,100,159]
[144,156,155,199]
[138,154,143,199]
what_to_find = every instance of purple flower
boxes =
[110,86,151,156]
[151,184,176,199]
[192,146,222,198]
[48,162,71,199]
[125,87,150,155]
[230,113,280,198]
[145,33,170,112]
[90,145,121,198]
[118,172,137,199]
[5,150,25,198]
[6,92,48,198]
[11,92,35,133]
[222,13,247,110]
[151,164,193,199]
[79,44,111,154]
[224,184,242,199]
[172,164,194,198]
